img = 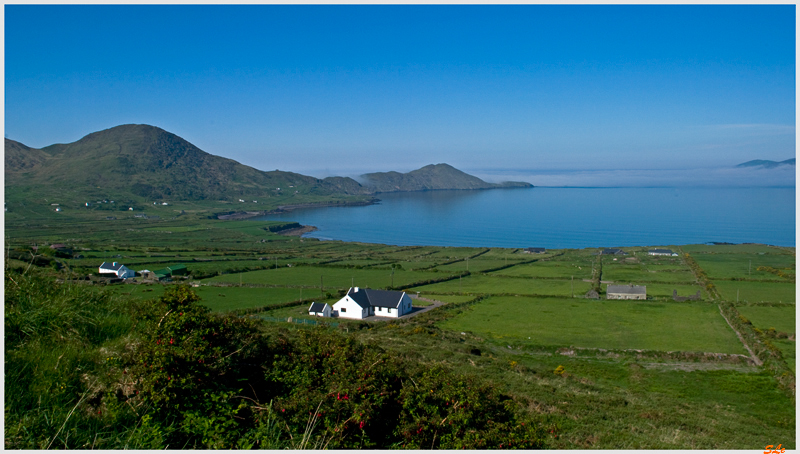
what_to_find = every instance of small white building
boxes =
[308,302,332,317]
[332,287,413,319]
[98,262,135,279]
[648,249,678,256]
[606,284,646,300]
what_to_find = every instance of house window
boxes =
[341,308,346,312]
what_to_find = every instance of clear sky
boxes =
[4,5,796,177]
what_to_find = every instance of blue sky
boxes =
[5,5,796,177]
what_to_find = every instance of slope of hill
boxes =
[5,124,372,202]
[362,163,533,193]
[736,158,795,169]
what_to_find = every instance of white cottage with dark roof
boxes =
[98,261,135,279]
[308,302,332,317]
[332,287,413,319]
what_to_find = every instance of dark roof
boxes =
[346,288,405,308]
[525,247,546,252]
[601,248,626,255]
[100,261,124,271]
[648,249,674,254]
[607,284,646,295]
[309,302,328,313]
[346,288,372,308]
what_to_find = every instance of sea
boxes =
[255,187,796,249]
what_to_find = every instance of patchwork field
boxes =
[490,259,593,279]
[409,274,593,297]
[203,265,446,290]
[439,296,746,354]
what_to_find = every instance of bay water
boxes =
[256,187,796,249]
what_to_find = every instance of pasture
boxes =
[439,296,746,354]
[409,274,593,297]
[735,305,797,334]
[490,259,593,279]
[713,280,796,304]
[202,265,446,290]
[691,252,795,280]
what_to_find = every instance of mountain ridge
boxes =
[5,124,532,205]
[736,158,795,169]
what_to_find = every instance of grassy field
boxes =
[439,296,746,354]
[691,252,795,280]
[410,274,593,297]
[203,265,447,290]
[773,339,796,373]
[735,305,797,334]
[713,280,796,303]
[490,259,593,279]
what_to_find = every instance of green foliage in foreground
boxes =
[4,270,545,449]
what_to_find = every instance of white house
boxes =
[332,287,413,319]
[308,302,332,317]
[98,262,135,279]
[648,249,678,256]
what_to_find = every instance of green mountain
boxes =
[736,158,795,169]
[361,163,533,193]
[5,124,372,202]
[5,125,532,207]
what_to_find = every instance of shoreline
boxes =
[216,198,379,220]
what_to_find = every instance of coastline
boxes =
[215,198,379,220]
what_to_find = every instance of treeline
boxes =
[5,268,546,449]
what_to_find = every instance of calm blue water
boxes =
[256,187,796,248]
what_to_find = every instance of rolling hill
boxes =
[361,163,533,193]
[736,158,795,169]
[5,124,373,202]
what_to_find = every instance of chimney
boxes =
[354,287,359,292]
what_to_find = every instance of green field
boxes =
[691,252,795,280]
[735,305,797,334]
[601,265,696,284]
[713,280,796,303]
[410,274,593,297]
[772,339,796,373]
[203,265,446,290]
[490,259,593,279]
[439,296,746,354]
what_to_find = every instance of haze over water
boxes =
[258,186,796,249]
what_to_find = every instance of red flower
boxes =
[169,338,174,344]
[359,421,365,429]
